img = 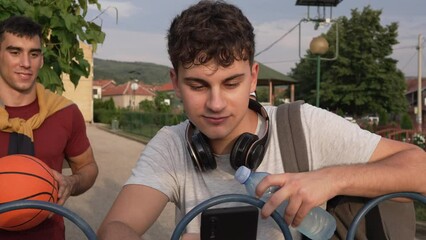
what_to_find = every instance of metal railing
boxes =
[0,200,96,240]
[171,192,426,240]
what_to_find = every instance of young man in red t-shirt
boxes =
[0,16,98,239]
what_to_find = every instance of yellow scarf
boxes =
[0,82,73,141]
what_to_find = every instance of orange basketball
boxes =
[0,154,58,231]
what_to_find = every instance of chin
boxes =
[15,81,35,91]
[202,128,229,141]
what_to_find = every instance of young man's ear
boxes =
[170,68,181,99]
[250,62,259,93]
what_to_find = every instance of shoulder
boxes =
[50,103,81,116]
[145,120,189,154]
[300,103,347,125]
[264,105,277,118]
[61,103,81,113]
[152,120,188,142]
[45,103,85,126]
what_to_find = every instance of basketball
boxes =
[0,154,58,231]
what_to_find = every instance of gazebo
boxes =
[257,62,298,105]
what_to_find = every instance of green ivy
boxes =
[0,0,106,93]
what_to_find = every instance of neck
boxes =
[0,83,37,107]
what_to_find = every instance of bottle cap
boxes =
[235,166,251,184]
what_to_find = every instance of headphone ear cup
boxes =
[230,133,258,170]
[191,132,217,171]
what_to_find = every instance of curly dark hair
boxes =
[167,0,255,73]
[0,16,42,43]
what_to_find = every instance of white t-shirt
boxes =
[126,103,381,239]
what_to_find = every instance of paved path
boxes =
[63,123,174,239]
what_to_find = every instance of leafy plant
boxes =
[0,0,106,93]
[413,133,426,149]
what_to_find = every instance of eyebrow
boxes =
[6,46,42,53]
[184,73,245,82]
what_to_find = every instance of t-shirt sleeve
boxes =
[125,124,187,203]
[300,103,381,170]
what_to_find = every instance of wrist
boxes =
[70,174,81,196]
[323,166,348,196]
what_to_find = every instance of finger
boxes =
[56,197,65,206]
[284,196,303,227]
[260,186,289,219]
[255,174,286,198]
[51,169,61,181]
[58,186,71,204]
[54,175,66,199]
[291,203,312,227]
[290,189,318,227]
[57,184,65,199]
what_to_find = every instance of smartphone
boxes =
[200,205,259,240]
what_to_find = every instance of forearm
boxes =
[98,221,142,240]
[330,147,426,198]
[70,161,98,196]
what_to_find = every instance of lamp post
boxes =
[416,34,423,132]
[309,36,329,107]
[130,81,139,110]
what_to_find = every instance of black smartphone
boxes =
[200,205,259,240]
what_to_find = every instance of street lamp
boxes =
[309,36,329,107]
[130,81,139,110]
[295,0,340,107]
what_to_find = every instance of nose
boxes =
[206,89,226,112]
[19,54,31,68]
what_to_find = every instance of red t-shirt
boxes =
[0,99,90,240]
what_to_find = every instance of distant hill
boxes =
[93,58,171,85]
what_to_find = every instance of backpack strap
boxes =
[276,100,308,173]
[276,100,310,240]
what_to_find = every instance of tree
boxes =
[0,0,106,93]
[139,100,156,112]
[291,6,408,117]
[139,92,172,113]
[154,91,172,113]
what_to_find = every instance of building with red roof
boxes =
[93,80,156,109]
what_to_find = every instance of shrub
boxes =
[400,113,413,130]
[378,109,389,126]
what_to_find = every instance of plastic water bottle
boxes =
[235,166,336,240]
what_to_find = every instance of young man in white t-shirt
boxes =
[98,1,426,239]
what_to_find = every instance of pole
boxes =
[132,90,135,110]
[316,55,321,107]
[417,34,423,131]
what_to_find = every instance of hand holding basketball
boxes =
[0,154,58,231]
[50,168,75,206]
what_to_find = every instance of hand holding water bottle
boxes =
[235,166,336,240]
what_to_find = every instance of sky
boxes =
[86,0,426,78]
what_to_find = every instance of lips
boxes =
[16,72,32,80]
[204,116,228,125]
